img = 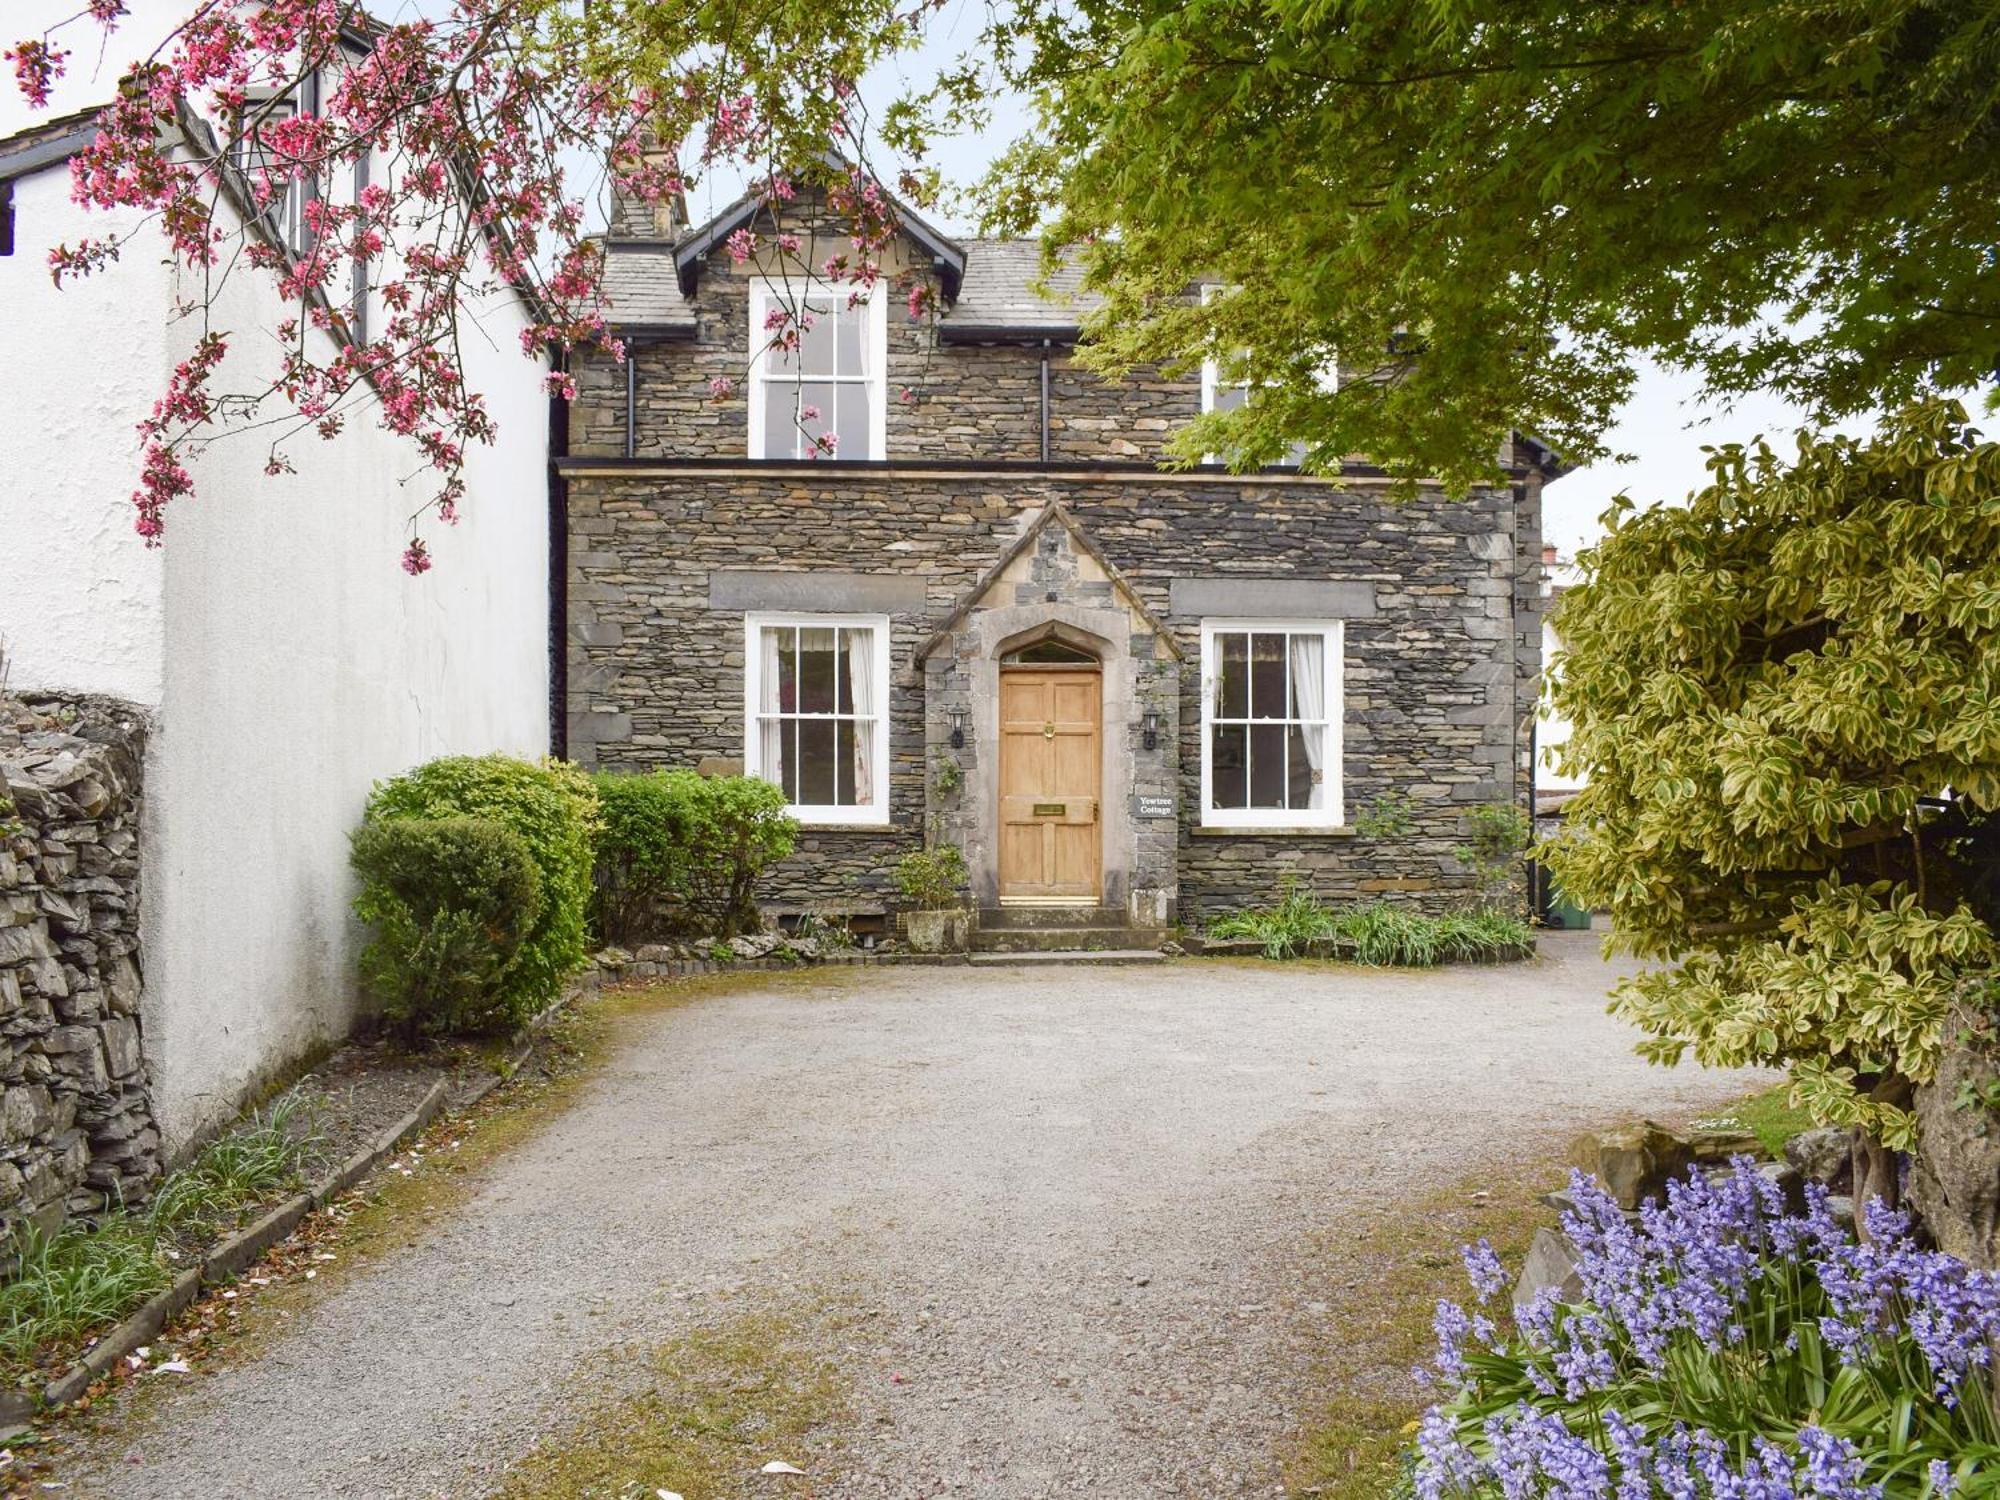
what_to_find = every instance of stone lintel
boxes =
[709,570,930,614]
[1166,578,1378,620]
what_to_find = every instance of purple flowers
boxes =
[1411,1161,1999,1496]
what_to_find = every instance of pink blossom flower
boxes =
[401,539,432,576]
[708,375,736,401]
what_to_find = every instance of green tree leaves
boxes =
[975,0,2000,486]
[1543,401,2000,1142]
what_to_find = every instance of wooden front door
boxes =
[998,668,1102,901]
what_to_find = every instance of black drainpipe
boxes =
[624,351,638,459]
[1038,339,1051,462]
[547,346,571,758]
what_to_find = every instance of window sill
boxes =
[1192,824,1355,838]
[792,821,896,834]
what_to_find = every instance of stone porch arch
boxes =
[918,506,1182,925]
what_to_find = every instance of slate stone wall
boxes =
[566,469,1542,922]
[0,695,157,1235]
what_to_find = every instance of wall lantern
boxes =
[949,707,968,749]
[1142,709,1162,751]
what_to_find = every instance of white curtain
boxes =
[1289,633,1326,809]
[760,626,786,794]
[846,627,875,805]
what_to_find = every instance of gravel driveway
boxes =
[62,936,1769,1498]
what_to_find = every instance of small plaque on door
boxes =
[1032,802,1067,817]
[1135,794,1175,819]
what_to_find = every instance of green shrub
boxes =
[350,816,542,1037]
[1209,886,1531,964]
[893,845,968,911]
[592,770,797,940]
[1209,882,1338,957]
[362,755,598,1019]
[1456,801,1531,912]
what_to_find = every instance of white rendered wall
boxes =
[4,1,554,1146]
[0,172,170,703]
[139,262,551,1151]
[1537,565,1584,793]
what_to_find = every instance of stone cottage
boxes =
[559,176,1558,949]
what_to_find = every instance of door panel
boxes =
[997,668,1102,900]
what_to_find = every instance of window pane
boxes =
[1210,724,1247,808]
[799,380,835,454]
[796,720,836,804]
[761,381,798,458]
[764,296,801,376]
[1249,723,1287,808]
[1288,723,1325,810]
[1210,381,1249,415]
[834,384,871,460]
[799,298,838,376]
[797,627,836,712]
[834,718,857,805]
[781,721,800,804]
[838,627,876,713]
[836,301,865,376]
[758,627,788,712]
[1250,633,1287,718]
[1216,633,1248,719]
[776,628,797,712]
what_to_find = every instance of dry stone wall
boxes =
[0,695,156,1234]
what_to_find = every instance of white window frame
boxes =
[742,612,892,826]
[1198,619,1345,829]
[745,279,888,461]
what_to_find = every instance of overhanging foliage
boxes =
[1543,400,2000,1145]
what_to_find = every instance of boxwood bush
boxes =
[362,755,599,1021]
[350,816,542,1037]
[592,770,797,941]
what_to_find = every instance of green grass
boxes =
[0,1217,172,1368]
[1692,1083,1818,1157]
[147,1092,319,1249]
[1285,1153,1562,1497]
[0,1091,324,1373]
[1208,889,1532,964]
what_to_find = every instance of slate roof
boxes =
[598,240,698,334]
[596,223,1098,342]
[0,106,106,184]
[944,239,1098,338]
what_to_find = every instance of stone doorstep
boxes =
[968,949,1166,967]
[970,926,1165,955]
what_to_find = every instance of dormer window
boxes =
[747,282,885,460]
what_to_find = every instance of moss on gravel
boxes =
[491,1306,851,1499]
[1283,1154,1560,1498]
